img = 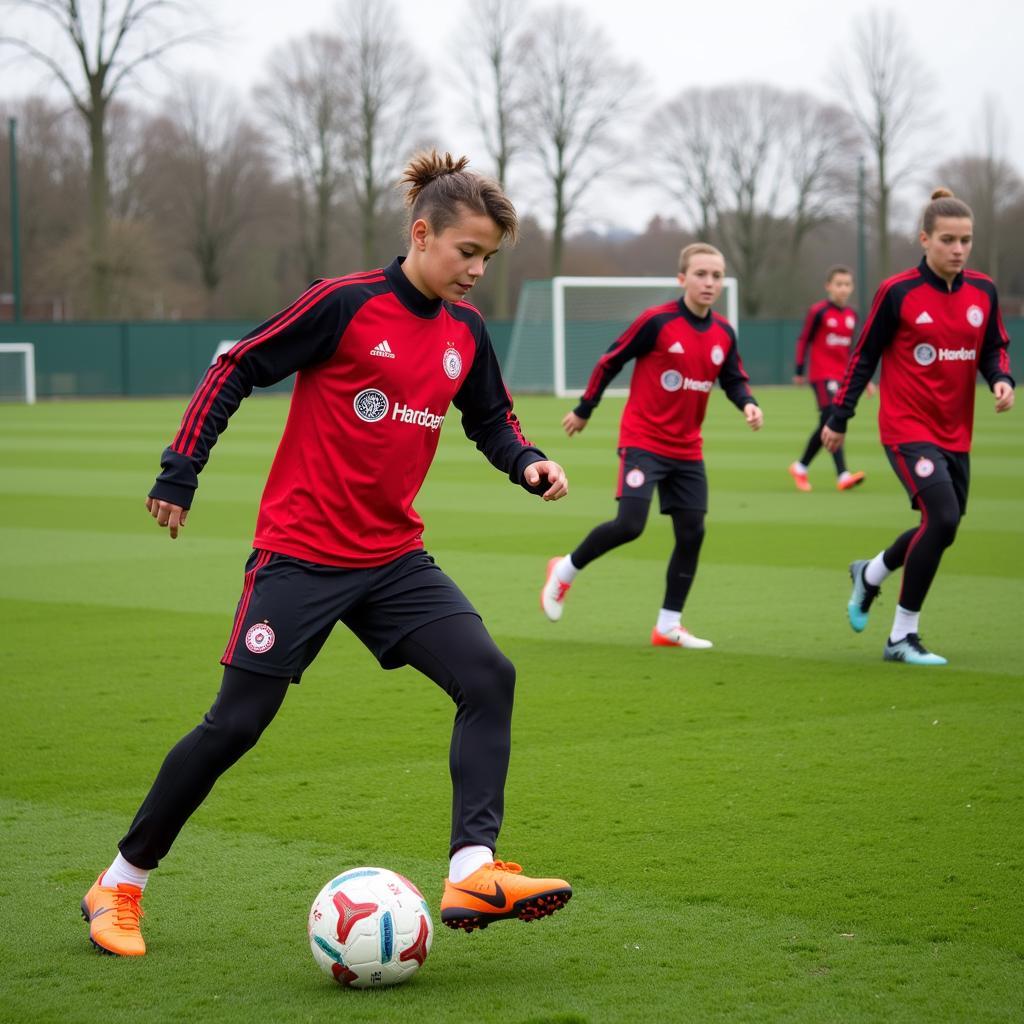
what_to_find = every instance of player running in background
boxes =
[822,188,1014,665]
[81,151,573,957]
[788,265,867,492]
[540,243,763,649]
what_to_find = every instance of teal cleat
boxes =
[883,633,947,666]
[847,559,880,633]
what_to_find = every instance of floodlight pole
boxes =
[856,155,867,319]
[9,117,22,323]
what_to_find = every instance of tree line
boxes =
[1,0,1022,323]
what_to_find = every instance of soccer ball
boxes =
[307,867,433,988]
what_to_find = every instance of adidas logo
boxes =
[915,311,934,325]
[668,341,684,354]
[370,339,396,359]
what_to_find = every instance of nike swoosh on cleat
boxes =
[90,906,112,920]
[452,881,506,908]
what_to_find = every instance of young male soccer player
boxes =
[823,188,1014,665]
[789,266,866,492]
[540,243,762,648]
[81,152,573,956]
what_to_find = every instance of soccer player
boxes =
[81,151,573,957]
[823,188,1014,665]
[789,266,867,492]
[540,243,763,648]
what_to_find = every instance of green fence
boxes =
[0,317,1018,399]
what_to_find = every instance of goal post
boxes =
[0,342,37,404]
[504,276,738,397]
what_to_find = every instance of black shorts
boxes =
[885,442,970,516]
[810,379,841,411]
[615,447,707,513]
[221,548,479,681]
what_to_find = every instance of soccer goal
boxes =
[504,276,738,397]
[0,343,37,404]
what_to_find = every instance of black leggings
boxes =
[880,481,962,612]
[799,407,848,475]
[119,614,514,868]
[571,497,706,612]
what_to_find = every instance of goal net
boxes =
[0,343,37,404]
[504,276,738,397]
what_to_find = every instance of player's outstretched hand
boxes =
[146,496,189,539]
[865,381,878,398]
[993,380,1015,413]
[744,403,764,431]
[820,425,844,453]
[562,411,587,436]
[525,460,568,501]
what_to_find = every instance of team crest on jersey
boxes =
[245,622,276,654]
[966,304,984,328]
[914,457,935,479]
[661,369,683,392]
[442,344,463,380]
[625,468,646,488]
[710,345,725,366]
[913,343,937,366]
[353,388,389,422]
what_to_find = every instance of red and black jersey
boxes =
[574,298,756,461]
[828,258,1013,451]
[794,299,858,381]
[150,258,545,568]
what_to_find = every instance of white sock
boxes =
[656,608,680,635]
[792,461,808,473]
[554,554,579,585]
[890,605,920,643]
[448,845,492,883]
[103,852,150,891]
[864,551,891,588]
[838,471,852,483]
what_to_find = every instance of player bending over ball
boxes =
[788,265,868,493]
[823,188,1014,665]
[81,151,573,957]
[540,243,763,649]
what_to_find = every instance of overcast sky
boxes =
[4,0,1021,232]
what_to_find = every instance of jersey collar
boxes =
[676,297,714,332]
[386,257,445,318]
[918,256,965,293]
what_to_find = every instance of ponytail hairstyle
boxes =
[678,242,725,274]
[921,187,974,235]
[401,150,519,244]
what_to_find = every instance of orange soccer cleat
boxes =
[788,462,812,492]
[651,625,713,650]
[441,860,572,932]
[540,557,572,622]
[837,471,866,491]
[81,873,146,956]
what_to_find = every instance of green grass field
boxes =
[1,387,1022,1024]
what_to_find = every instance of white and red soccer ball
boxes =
[308,867,433,988]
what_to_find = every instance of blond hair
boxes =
[678,242,724,274]
[400,150,518,244]
[921,187,973,235]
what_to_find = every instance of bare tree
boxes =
[0,0,210,316]
[337,0,430,267]
[256,33,351,281]
[459,0,531,315]
[835,8,932,278]
[645,87,719,242]
[519,4,644,275]
[935,96,1023,279]
[145,77,270,315]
